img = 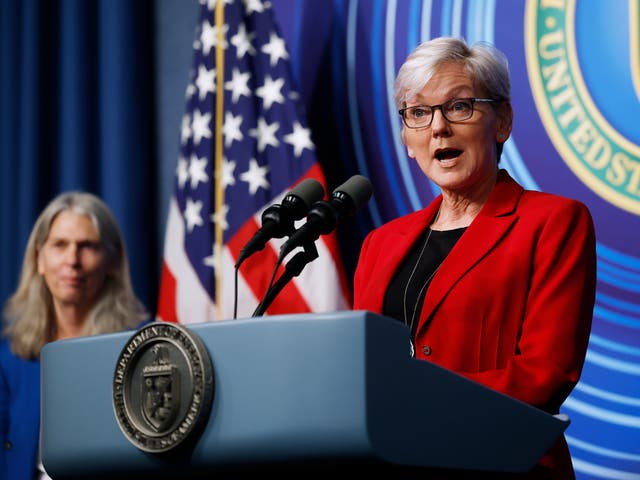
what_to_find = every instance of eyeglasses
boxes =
[398,98,499,129]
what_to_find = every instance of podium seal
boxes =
[112,322,214,453]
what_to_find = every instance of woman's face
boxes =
[403,62,512,194]
[37,210,110,312]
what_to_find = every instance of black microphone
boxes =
[279,175,372,259]
[236,178,325,267]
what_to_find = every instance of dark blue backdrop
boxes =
[0,0,158,307]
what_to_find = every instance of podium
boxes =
[40,311,569,478]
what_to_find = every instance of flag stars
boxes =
[225,68,251,103]
[189,154,209,189]
[199,21,216,56]
[185,83,196,100]
[195,64,216,100]
[244,0,265,14]
[176,156,189,189]
[203,242,223,272]
[240,158,270,195]
[202,0,217,11]
[180,114,192,145]
[230,23,256,58]
[221,157,236,188]
[256,75,285,110]
[284,122,315,157]
[261,32,289,66]
[200,20,228,56]
[192,109,212,145]
[210,203,229,231]
[249,117,280,152]
[183,198,204,233]
[223,111,244,147]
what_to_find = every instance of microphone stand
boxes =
[251,241,319,317]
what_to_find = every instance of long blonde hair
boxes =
[2,191,148,359]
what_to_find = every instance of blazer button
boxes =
[4,440,12,449]
[421,345,432,356]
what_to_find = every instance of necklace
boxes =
[402,228,442,335]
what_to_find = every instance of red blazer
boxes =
[353,169,597,478]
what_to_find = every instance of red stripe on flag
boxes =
[157,261,179,323]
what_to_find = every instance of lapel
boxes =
[380,199,443,300]
[388,200,443,268]
[417,169,524,332]
[360,200,442,313]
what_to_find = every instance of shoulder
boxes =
[519,189,593,221]
[493,169,592,220]
[513,190,596,252]
[0,336,13,364]
[1,337,39,390]
[0,336,38,369]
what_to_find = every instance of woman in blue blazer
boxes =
[1,191,148,480]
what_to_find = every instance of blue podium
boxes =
[41,311,569,478]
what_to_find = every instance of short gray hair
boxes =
[394,37,511,109]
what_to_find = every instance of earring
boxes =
[408,149,415,157]
[498,133,505,140]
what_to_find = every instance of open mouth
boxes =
[435,148,463,161]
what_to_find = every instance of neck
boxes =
[53,303,89,340]
[434,169,498,230]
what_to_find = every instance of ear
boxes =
[496,102,513,142]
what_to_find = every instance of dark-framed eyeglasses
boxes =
[398,98,499,129]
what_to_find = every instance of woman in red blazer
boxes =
[353,37,596,479]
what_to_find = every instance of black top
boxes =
[383,227,466,339]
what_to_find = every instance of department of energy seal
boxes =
[112,322,214,453]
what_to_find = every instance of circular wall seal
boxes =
[525,0,640,215]
[112,322,214,453]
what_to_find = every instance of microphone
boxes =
[236,178,325,267]
[279,175,372,259]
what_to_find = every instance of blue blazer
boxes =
[1,319,153,480]
[0,338,41,480]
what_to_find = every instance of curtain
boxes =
[0,0,158,311]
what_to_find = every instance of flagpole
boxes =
[213,1,225,320]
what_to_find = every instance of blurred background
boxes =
[1,1,638,478]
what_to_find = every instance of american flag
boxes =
[157,0,351,323]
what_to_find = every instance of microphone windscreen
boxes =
[288,178,325,210]
[333,175,373,210]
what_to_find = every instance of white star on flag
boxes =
[284,122,315,157]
